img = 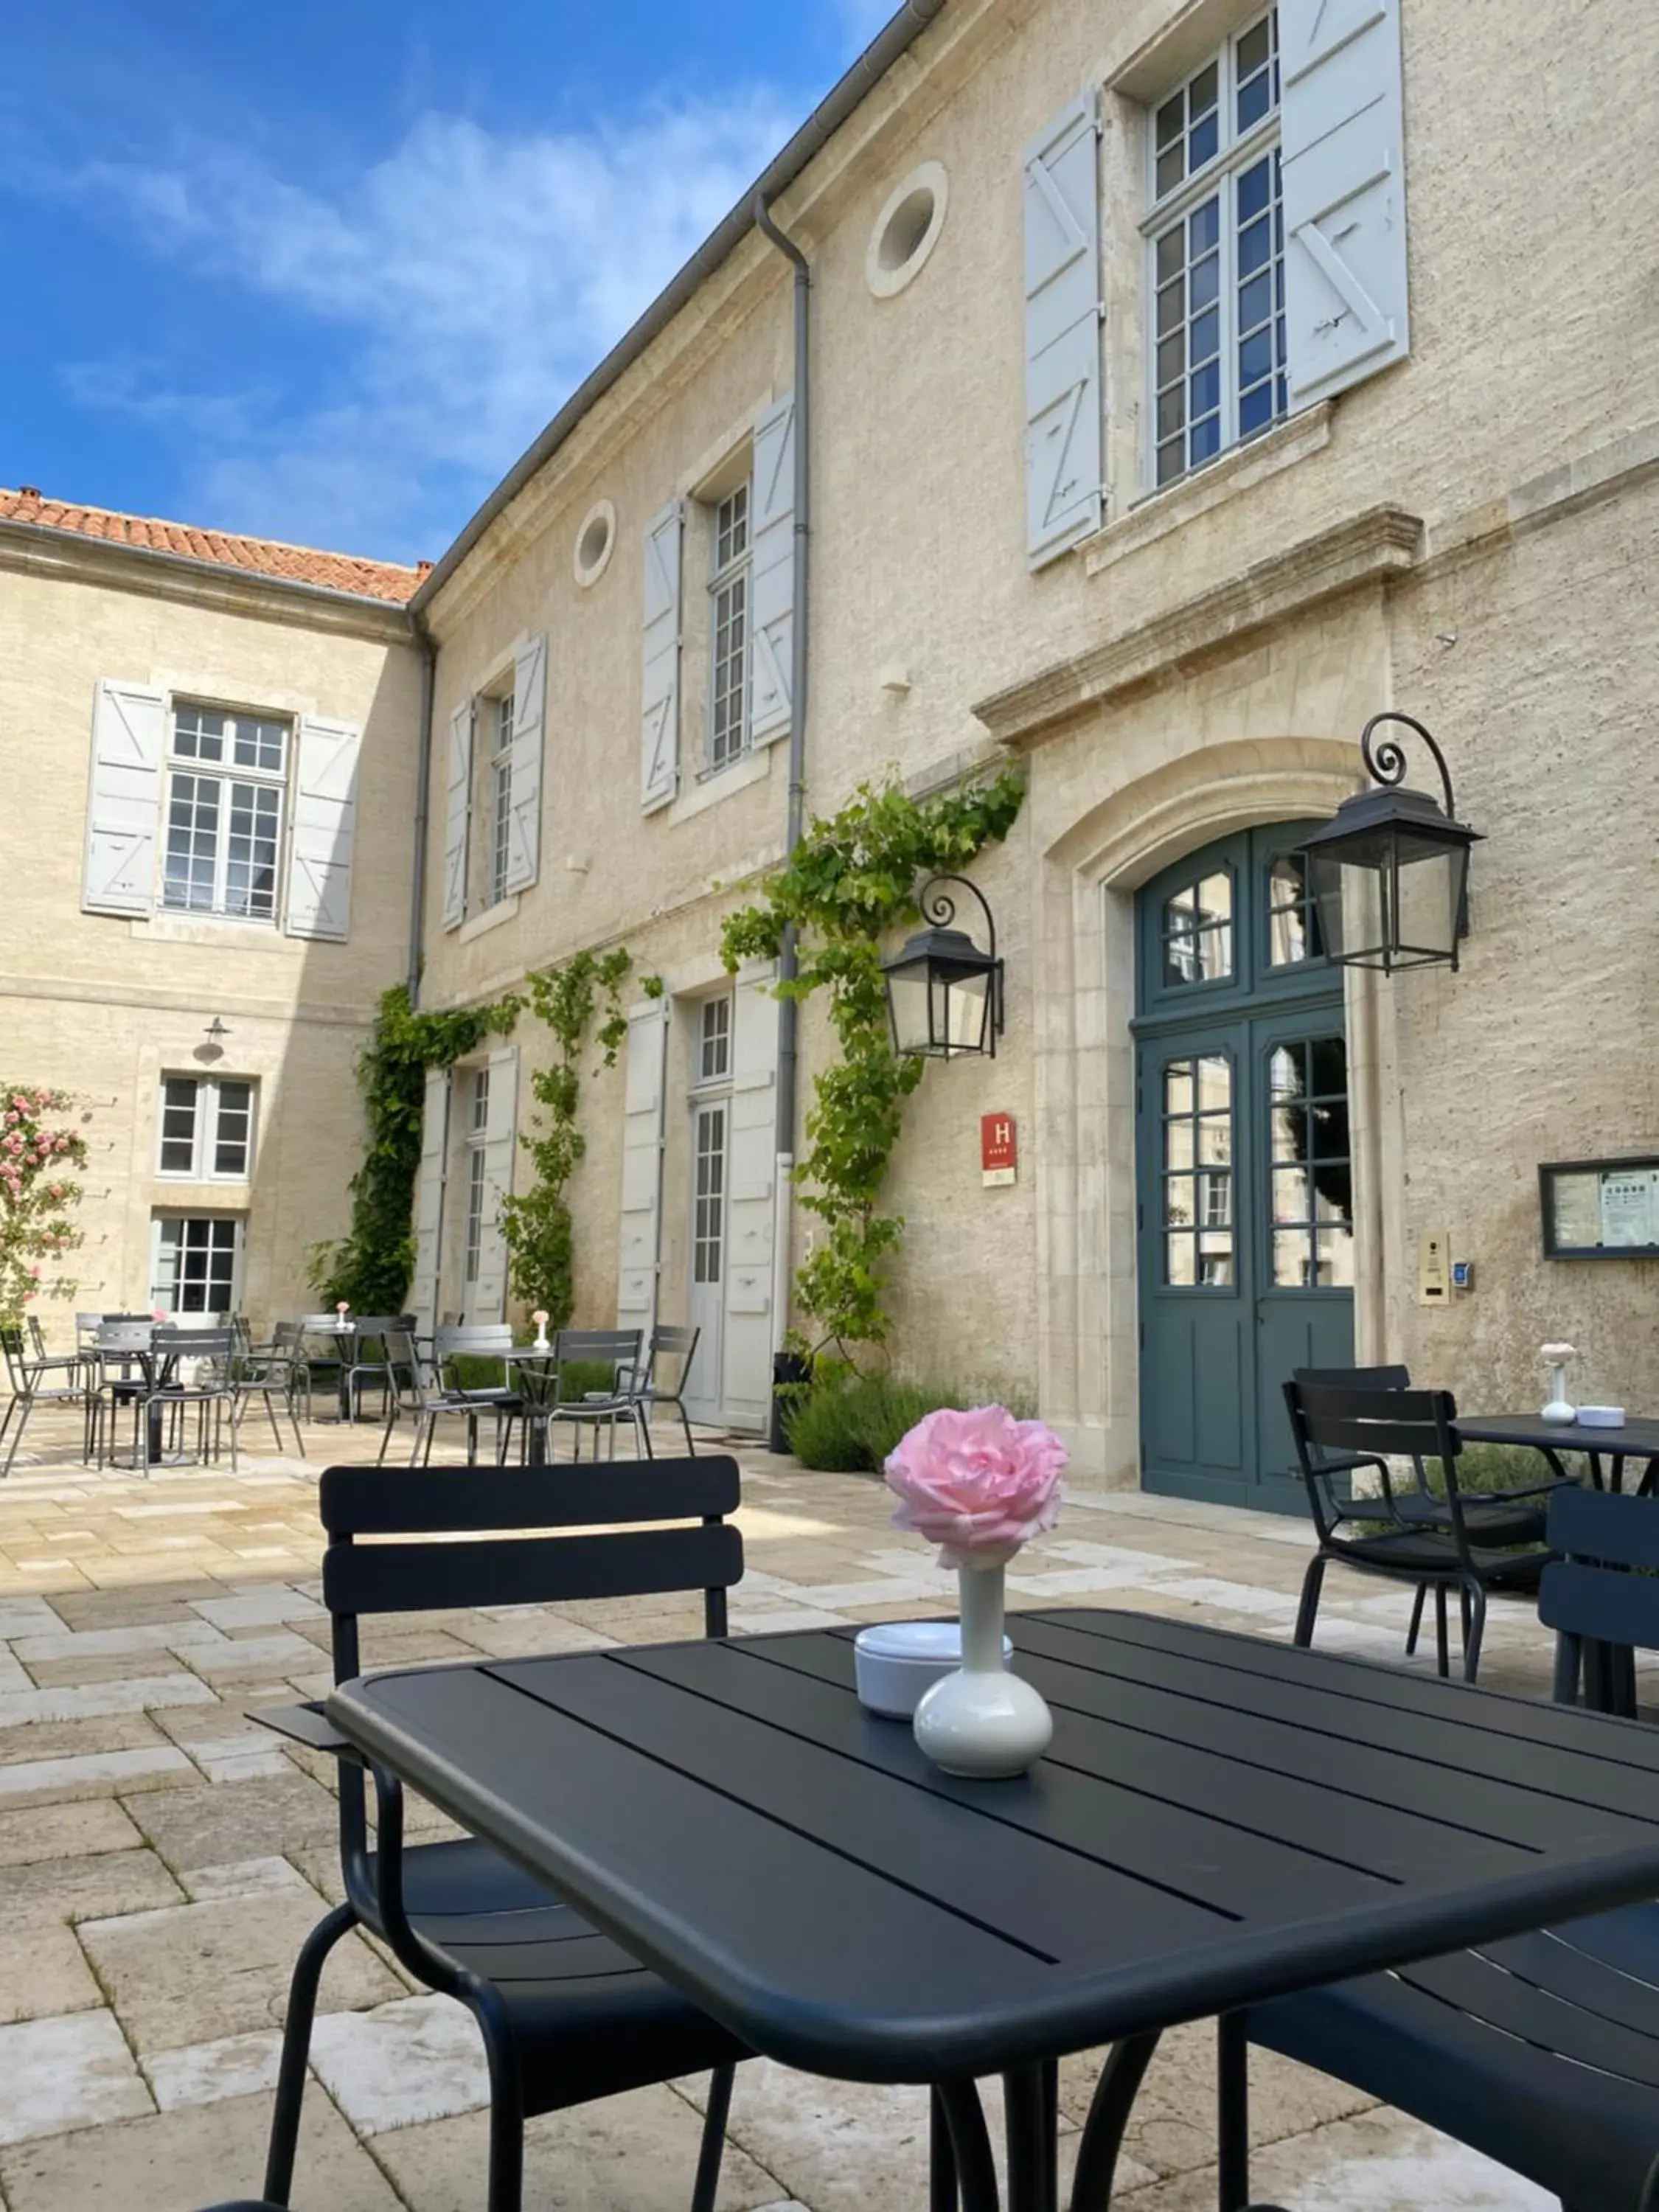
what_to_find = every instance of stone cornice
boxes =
[973,504,1425,748]
[0,521,417,647]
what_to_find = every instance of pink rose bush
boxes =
[0,1085,88,1325]
[885,1404,1065,1569]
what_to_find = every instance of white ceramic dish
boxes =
[853,1620,1014,1719]
[1576,1405,1626,1428]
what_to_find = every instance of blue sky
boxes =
[0,0,893,564]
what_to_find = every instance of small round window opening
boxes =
[866,161,949,299]
[573,499,616,588]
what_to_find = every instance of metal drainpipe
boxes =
[406,619,437,1007]
[754,192,811,1380]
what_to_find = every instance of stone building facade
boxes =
[5,0,1656,1502]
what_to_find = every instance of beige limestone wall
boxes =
[408,0,1659,1458]
[0,558,420,1335]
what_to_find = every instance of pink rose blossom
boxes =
[885,1404,1065,1569]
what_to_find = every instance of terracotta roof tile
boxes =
[0,487,422,605]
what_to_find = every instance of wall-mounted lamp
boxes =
[880,874,1005,1060]
[204,1018,230,1042]
[1298,713,1483,975]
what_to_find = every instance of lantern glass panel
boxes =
[886,963,934,1054]
[937,968,990,1056]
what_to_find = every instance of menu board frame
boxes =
[1540,1155,1659,1260]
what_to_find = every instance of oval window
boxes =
[573,499,616,588]
[866,161,949,299]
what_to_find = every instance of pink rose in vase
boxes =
[885,1404,1065,1570]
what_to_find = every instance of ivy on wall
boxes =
[501,951,661,1327]
[309,984,520,1314]
[720,769,1025,1360]
[0,1086,88,1326]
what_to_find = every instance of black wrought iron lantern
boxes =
[1298,713,1483,974]
[880,875,1005,1060]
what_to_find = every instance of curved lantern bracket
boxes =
[1359,711,1459,820]
[881,873,1006,1060]
[919,874,1006,1054]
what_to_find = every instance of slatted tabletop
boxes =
[1459,1411,1659,1492]
[328,1608,1659,2084]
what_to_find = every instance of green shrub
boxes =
[786,1374,1036,1475]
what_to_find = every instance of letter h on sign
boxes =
[981,1113,1018,1189]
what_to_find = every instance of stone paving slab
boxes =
[0,1404,1568,2206]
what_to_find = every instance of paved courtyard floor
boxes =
[0,1405,1574,2210]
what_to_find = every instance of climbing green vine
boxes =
[309,982,521,1314]
[720,768,1025,1361]
[500,951,661,1326]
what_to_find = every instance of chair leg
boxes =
[265,1390,285,1453]
[1553,1629,1583,1706]
[679,1402,697,1457]
[1405,1584,1425,1657]
[690,2063,735,2212]
[1293,1554,1325,1649]
[1,1395,32,1478]
[1461,1582,1487,1685]
[1433,1585,1450,1678]
[262,1899,358,2204]
[930,2086,959,2212]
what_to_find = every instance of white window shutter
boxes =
[504,634,546,895]
[617,1001,668,1329]
[284,716,361,941]
[410,1067,451,1332]
[1023,91,1104,569]
[720,968,779,1430]
[640,502,683,813]
[1281,0,1411,406]
[442,700,473,930]
[471,1045,518,1323]
[748,394,796,748]
[83,680,165,917]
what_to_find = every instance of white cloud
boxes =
[53,92,797,558]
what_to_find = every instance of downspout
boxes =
[407,617,437,1008]
[753,194,811,1380]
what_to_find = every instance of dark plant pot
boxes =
[770,1353,814,1455]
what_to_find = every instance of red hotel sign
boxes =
[981,1112,1018,1187]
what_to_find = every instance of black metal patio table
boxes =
[327,1607,1659,2211]
[1458,1411,1659,1495]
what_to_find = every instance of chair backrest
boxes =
[1284,1377,1466,1550]
[346,1317,412,1360]
[381,1328,439,1412]
[25,1315,48,1358]
[153,1326,234,1368]
[0,1326,31,1391]
[95,1320,154,1354]
[647,1324,700,1392]
[434,1324,513,1357]
[271,1321,305,1352]
[554,1328,641,1378]
[1541,1486,1659,1676]
[316,1455,743,1894]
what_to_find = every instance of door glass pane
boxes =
[1161,1054,1232,1287]
[1267,853,1322,967]
[1162,871,1233,987]
[1262,1035,1352,1287]
[694,1107,726,1287]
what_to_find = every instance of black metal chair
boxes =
[376,1328,516,1466]
[341,1315,414,1420]
[622,1324,703,1458]
[1285,1376,1544,1682]
[254,1457,748,2212]
[1240,1484,1659,2212]
[1,1320,91,1475]
[1293,1363,1570,1661]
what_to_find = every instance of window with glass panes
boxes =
[157,1077,255,1180]
[489,691,515,908]
[463,1067,491,1285]
[163,704,289,920]
[1268,1038,1354,1287]
[1266,849,1324,968]
[1161,1054,1234,1287]
[709,485,751,770]
[1161,868,1234,988]
[698,995,731,1085]
[151,1214,243,1314]
[1147,10,1284,488]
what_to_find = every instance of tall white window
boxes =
[151,1214,243,1314]
[463,1066,491,1285]
[489,690,515,908]
[709,484,751,771]
[162,703,289,920]
[1147,9,1284,488]
[157,1077,256,1181]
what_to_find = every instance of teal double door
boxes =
[1134,824,1354,1511]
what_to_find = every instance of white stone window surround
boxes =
[1143,6,1286,492]
[161,700,291,926]
[156,1074,257,1183]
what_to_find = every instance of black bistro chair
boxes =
[1237,1484,1659,2212]
[254,1457,748,2212]
[1284,1376,1545,1682]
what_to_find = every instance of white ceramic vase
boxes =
[912,1561,1053,1780]
[1541,1357,1576,1425]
